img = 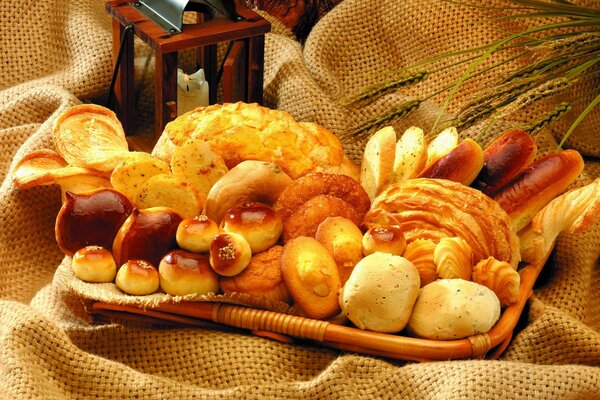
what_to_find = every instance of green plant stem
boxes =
[558,92,600,150]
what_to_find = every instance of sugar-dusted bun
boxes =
[220,245,291,304]
[340,252,420,333]
[408,279,501,340]
[281,236,341,320]
[362,225,407,256]
[220,202,283,253]
[158,249,219,296]
[315,217,363,285]
[115,260,160,295]
[71,245,117,283]
[176,215,219,253]
[209,232,252,276]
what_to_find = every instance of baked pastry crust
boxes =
[364,178,521,268]
[154,102,355,179]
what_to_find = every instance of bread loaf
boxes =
[472,129,537,195]
[492,149,584,232]
[418,138,484,185]
[360,126,396,200]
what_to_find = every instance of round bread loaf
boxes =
[407,279,501,340]
[220,245,290,304]
[153,102,358,179]
[220,202,282,253]
[115,260,160,295]
[362,226,407,256]
[209,232,252,276]
[176,215,220,253]
[339,252,420,333]
[71,245,117,283]
[280,236,341,320]
[159,250,219,296]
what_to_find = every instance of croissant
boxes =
[403,239,438,286]
[434,237,473,280]
[519,178,600,264]
[472,257,520,306]
[365,178,521,268]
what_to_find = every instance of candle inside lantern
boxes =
[177,68,209,115]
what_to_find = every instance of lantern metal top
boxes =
[135,0,244,34]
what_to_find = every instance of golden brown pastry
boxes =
[153,102,353,179]
[364,178,520,269]
[220,245,291,304]
[282,195,360,242]
[280,236,341,320]
[115,260,160,295]
[71,245,117,283]
[519,178,600,264]
[418,138,484,186]
[158,250,219,296]
[315,217,363,285]
[220,202,283,253]
[433,237,473,280]
[176,215,220,253]
[362,225,407,256]
[403,239,438,287]
[472,257,520,306]
[274,172,371,223]
[209,232,252,276]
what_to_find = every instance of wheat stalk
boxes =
[349,100,421,138]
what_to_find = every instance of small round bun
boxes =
[220,245,290,304]
[408,279,501,340]
[159,249,219,296]
[209,232,252,276]
[176,215,219,253]
[115,260,160,295]
[362,226,407,256]
[220,202,282,253]
[280,236,341,320]
[71,245,117,283]
[315,217,363,284]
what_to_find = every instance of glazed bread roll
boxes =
[71,245,117,283]
[362,225,407,256]
[418,138,484,186]
[365,178,521,269]
[280,236,342,320]
[153,102,353,179]
[220,245,291,304]
[339,252,420,333]
[315,217,363,285]
[115,260,160,295]
[159,250,219,296]
[408,279,501,340]
[220,202,283,253]
[209,232,252,276]
[176,215,220,253]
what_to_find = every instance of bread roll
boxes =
[315,217,363,284]
[176,215,220,253]
[473,129,537,195]
[362,225,407,256]
[205,160,292,223]
[365,178,521,268]
[472,257,520,306]
[433,237,473,280]
[403,239,438,287]
[154,102,348,179]
[492,149,584,231]
[339,252,420,333]
[158,250,219,296]
[426,126,458,167]
[115,260,160,295]
[408,279,501,340]
[418,138,484,186]
[220,245,291,304]
[280,237,341,320]
[209,232,252,276]
[220,202,282,253]
[360,126,396,200]
[71,245,117,283]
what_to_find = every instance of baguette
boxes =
[519,178,600,264]
[492,149,584,232]
[418,138,484,185]
[472,130,537,195]
[360,126,397,200]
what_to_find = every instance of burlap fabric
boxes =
[1,0,599,398]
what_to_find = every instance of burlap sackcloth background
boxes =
[1,0,599,398]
